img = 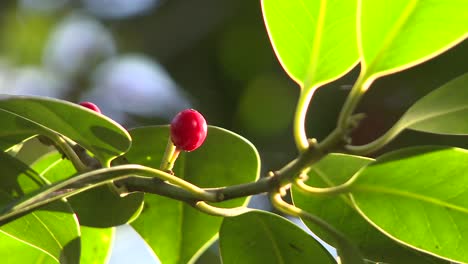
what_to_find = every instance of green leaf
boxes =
[32,152,144,227]
[0,95,131,163]
[350,146,468,263]
[360,0,468,78]
[292,153,449,264]
[128,126,260,264]
[0,152,80,264]
[262,0,358,89]
[397,73,468,135]
[0,231,57,264]
[219,210,335,264]
[0,108,42,151]
[79,226,114,264]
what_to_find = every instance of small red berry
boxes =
[79,102,101,113]
[170,109,207,151]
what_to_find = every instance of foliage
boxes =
[0,0,467,263]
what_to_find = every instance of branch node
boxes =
[216,192,225,202]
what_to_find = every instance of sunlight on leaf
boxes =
[360,0,468,78]
[262,0,358,90]
[350,146,468,263]
[0,95,131,163]
[0,152,80,264]
[220,210,335,264]
[399,73,468,135]
[292,153,449,264]
[80,226,114,264]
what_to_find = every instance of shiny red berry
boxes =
[170,109,207,151]
[79,102,101,113]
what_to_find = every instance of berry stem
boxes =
[160,137,179,172]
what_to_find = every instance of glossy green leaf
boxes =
[0,108,44,151]
[262,0,358,89]
[350,146,468,263]
[128,126,260,264]
[292,153,449,263]
[360,0,468,78]
[33,152,144,227]
[0,231,57,264]
[79,226,114,264]
[0,95,131,162]
[219,210,335,264]
[396,73,468,135]
[0,152,80,264]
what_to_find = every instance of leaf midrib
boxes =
[352,184,468,214]
[402,105,468,128]
[0,212,63,263]
[303,0,327,89]
[363,0,419,73]
[254,216,285,264]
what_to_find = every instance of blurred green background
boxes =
[0,1,466,263]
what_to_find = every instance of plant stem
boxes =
[293,175,355,196]
[0,164,217,223]
[345,120,405,155]
[276,127,345,186]
[49,133,88,172]
[160,137,179,171]
[270,191,344,242]
[337,72,374,132]
[193,201,252,217]
[294,87,318,152]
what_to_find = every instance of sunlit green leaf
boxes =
[396,73,468,135]
[128,126,260,264]
[220,210,335,264]
[80,226,114,264]
[0,231,57,264]
[262,0,358,90]
[0,152,80,264]
[292,153,449,263]
[360,0,468,78]
[0,95,131,163]
[350,146,468,263]
[33,152,144,228]
[0,108,43,151]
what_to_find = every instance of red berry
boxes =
[79,102,101,113]
[170,109,207,151]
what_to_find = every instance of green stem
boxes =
[193,201,252,217]
[270,192,364,264]
[294,87,318,152]
[270,191,345,242]
[160,137,179,171]
[337,73,374,132]
[345,120,405,155]
[49,133,88,172]
[293,175,355,196]
[0,164,216,223]
[123,176,198,201]
[207,175,275,201]
[275,127,346,186]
